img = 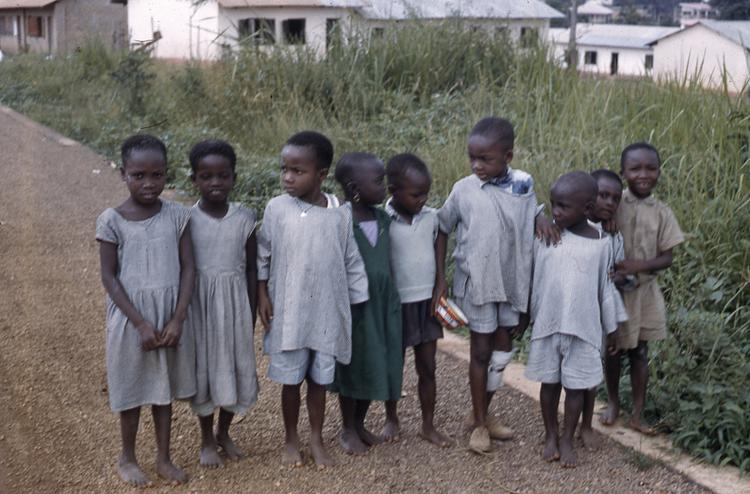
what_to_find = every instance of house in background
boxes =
[549,23,679,77]
[649,20,750,93]
[577,0,614,24]
[0,0,127,55]
[124,0,563,60]
[676,2,716,28]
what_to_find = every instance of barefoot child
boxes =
[329,152,404,454]
[434,117,539,453]
[257,132,369,467]
[97,134,195,487]
[188,140,259,467]
[524,172,619,468]
[600,143,684,434]
[384,153,450,447]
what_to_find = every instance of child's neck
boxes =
[352,201,376,222]
[566,218,599,239]
[116,197,162,221]
[296,189,327,207]
[391,201,414,224]
[199,198,229,219]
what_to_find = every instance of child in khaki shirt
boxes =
[599,142,684,434]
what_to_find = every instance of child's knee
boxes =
[629,341,648,363]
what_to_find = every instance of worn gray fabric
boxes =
[267,349,336,386]
[438,173,537,311]
[385,199,439,304]
[257,195,369,363]
[590,221,629,325]
[530,232,619,351]
[455,295,520,333]
[525,333,603,389]
[188,203,259,417]
[359,219,379,247]
[95,200,195,412]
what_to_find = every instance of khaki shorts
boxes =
[619,280,668,350]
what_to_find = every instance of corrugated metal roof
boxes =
[0,0,57,8]
[360,0,564,20]
[649,20,750,49]
[577,1,614,16]
[219,0,366,7]
[549,23,679,49]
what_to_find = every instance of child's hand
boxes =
[602,218,618,234]
[161,318,183,347]
[136,321,161,351]
[431,277,448,315]
[605,331,619,356]
[535,214,561,246]
[615,259,643,276]
[258,292,273,333]
[510,313,530,339]
[609,269,626,287]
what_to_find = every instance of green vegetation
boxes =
[0,25,748,470]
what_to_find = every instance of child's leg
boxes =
[469,331,494,427]
[559,388,585,468]
[216,408,245,460]
[307,379,335,467]
[198,412,223,468]
[414,341,451,446]
[540,383,562,462]
[117,407,152,487]
[600,351,622,425]
[383,400,400,441]
[628,341,653,434]
[580,388,600,449]
[338,395,369,454]
[355,399,383,445]
[152,404,187,484]
[281,383,304,466]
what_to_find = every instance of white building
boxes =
[577,0,614,24]
[650,20,750,94]
[676,2,716,28]
[549,23,679,77]
[124,0,563,60]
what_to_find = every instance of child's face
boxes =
[621,148,660,199]
[280,145,328,200]
[351,159,386,206]
[191,154,236,206]
[551,186,592,231]
[121,149,167,206]
[390,169,431,217]
[592,177,623,222]
[467,134,513,182]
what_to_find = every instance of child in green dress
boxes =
[329,152,404,455]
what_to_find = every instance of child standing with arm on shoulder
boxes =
[187,140,259,468]
[599,143,684,434]
[257,132,369,468]
[329,152,404,453]
[96,134,195,487]
[384,153,451,447]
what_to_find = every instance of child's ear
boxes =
[190,172,197,183]
[387,183,397,194]
[318,167,330,181]
[505,149,514,163]
[119,166,126,181]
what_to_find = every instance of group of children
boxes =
[96,117,683,487]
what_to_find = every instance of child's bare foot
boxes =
[216,433,245,461]
[339,429,369,455]
[356,426,384,446]
[281,440,304,467]
[579,426,600,450]
[628,417,656,435]
[156,459,188,485]
[382,420,400,442]
[558,437,577,468]
[542,434,560,462]
[117,458,152,488]
[599,401,620,426]
[199,444,224,468]
[310,437,335,468]
[419,424,452,447]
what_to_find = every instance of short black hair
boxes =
[591,168,623,189]
[553,171,598,204]
[620,142,661,170]
[334,152,380,187]
[121,134,167,167]
[189,139,237,172]
[386,153,431,188]
[285,131,334,170]
[470,117,515,150]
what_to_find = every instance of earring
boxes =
[353,192,361,203]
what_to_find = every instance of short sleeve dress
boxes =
[95,200,196,412]
[188,203,259,417]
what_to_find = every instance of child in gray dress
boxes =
[96,135,195,487]
[187,140,259,468]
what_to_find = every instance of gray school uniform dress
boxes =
[95,200,196,412]
[188,203,259,417]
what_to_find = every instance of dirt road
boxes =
[0,107,709,493]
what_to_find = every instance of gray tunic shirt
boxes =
[438,173,537,311]
[257,194,369,363]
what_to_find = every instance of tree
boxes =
[712,0,750,20]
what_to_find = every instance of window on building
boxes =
[27,15,44,38]
[520,27,538,48]
[238,18,275,45]
[584,50,598,65]
[0,16,14,36]
[371,27,384,38]
[282,18,305,45]
[495,26,509,40]
[645,54,654,70]
[326,18,339,49]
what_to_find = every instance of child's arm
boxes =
[161,224,196,347]
[245,231,258,329]
[256,209,273,332]
[257,281,272,332]
[99,241,160,351]
[431,230,449,313]
[534,212,561,246]
[615,249,673,277]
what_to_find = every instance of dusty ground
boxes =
[0,108,710,493]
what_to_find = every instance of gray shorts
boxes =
[267,349,336,386]
[524,334,602,390]
[190,400,246,418]
[456,298,520,333]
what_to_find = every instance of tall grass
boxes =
[0,26,748,470]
